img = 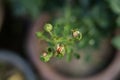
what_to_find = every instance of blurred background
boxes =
[0,0,120,80]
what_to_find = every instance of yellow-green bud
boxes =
[44,23,53,32]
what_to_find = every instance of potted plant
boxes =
[26,0,120,80]
[0,50,36,80]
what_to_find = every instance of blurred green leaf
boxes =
[66,53,72,62]
[66,48,72,61]
[47,47,54,53]
[116,16,120,27]
[9,0,44,19]
[112,36,120,49]
[40,52,53,62]
[109,0,120,14]
[57,53,64,59]
[91,5,109,29]
[35,32,42,38]
[74,53,80,59]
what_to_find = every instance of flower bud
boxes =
[44,23,53,32]
[43,52,47,56]
[56,44,65,54]
[73,31,80,37]
[40,52,52,62]
[72,30,82,40]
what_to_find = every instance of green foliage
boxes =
[36,23,82,62]
[33,0,120,62]
[108,0,120,49]
[74,53,80,59]
[112,36,120,50]
[4,0,120,63]
[40,52,53,62]
[7,0,65,19]
[116,16,120,27]
[36,0,119,62]
[8,0,44,19]
[108,0,120,14]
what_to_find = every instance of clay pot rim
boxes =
[26,13,120,80]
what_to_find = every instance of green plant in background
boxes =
[107,0,120,50]
[7,0,64,19]
[36,23,82,62]
[36,0,118,62]
[35,0,84,62]
[112,36,120,50]
[7,0,119,50]
[6,0,118,62]
[7,0,44,19]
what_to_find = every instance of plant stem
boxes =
[64,0,71,24]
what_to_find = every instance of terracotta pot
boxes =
[0,0,4,30]
[26,13,120,80]
[0,50,36,80]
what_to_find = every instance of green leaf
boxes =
[40,56,50,62]
[66,49,73,62]
[40,52,53,62]
[74,53,80,59]
[57,54,64,59]
[9,0,44,19]
[109,0,120,14]
[112,36,120,49]
[66,53,71,62]
[116,16,120,27]
[91,5,109,29]
[48,47,55,52]
[35,32,42,38]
